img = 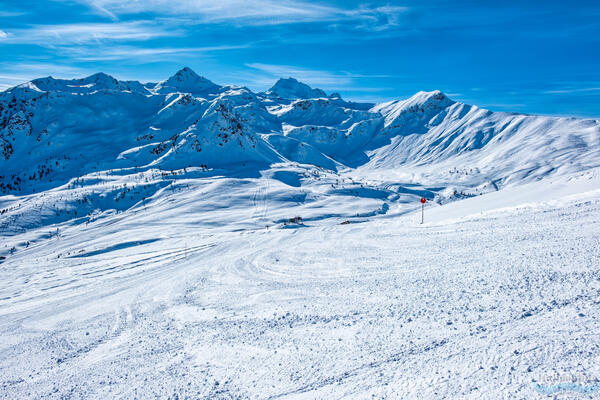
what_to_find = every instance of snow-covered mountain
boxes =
[0,67,599,232]
[153,66,221,95]
[2,67,598,193]
[265,77,328,99]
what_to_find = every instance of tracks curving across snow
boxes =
[1,175,600,398]
[251,175,271,227]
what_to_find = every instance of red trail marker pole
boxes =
[420,197,426,224]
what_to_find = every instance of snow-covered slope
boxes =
[1,166,599,399]
[365,90,600,191]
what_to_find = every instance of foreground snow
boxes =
[1,171,599,399]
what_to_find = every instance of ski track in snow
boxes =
[1,181,599,399]
[252,174,270,227]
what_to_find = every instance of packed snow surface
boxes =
[1,170,599,398]
[1,69,599,398]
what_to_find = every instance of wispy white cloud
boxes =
[245,63,354,87]
[0,62,88,76]
[0,11,26,17]
[0,30,7,38]
[0,21,178,45]
[543,87,600,94]
[65,44,253,61]
[75,0,118,21]
[238,63,391,94]
[347,5,409,31]
[71,0,408,29]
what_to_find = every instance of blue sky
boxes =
[1,0,599,117]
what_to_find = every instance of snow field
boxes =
[1,172,599,398]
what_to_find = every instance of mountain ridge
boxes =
[1,68,598,227]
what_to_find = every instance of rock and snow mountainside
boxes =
[1,67,598,197]
[1,67,599,231]
[366,91,600,188]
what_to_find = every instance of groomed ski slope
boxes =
[1,169,599,399]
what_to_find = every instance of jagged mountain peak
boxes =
[267,77,328,100]
[409,90,452,104]
[82,72,119,84]
[154,67,220,95]
[392,90,454,108]
[169,67,202,82]
[372,89,455,127]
